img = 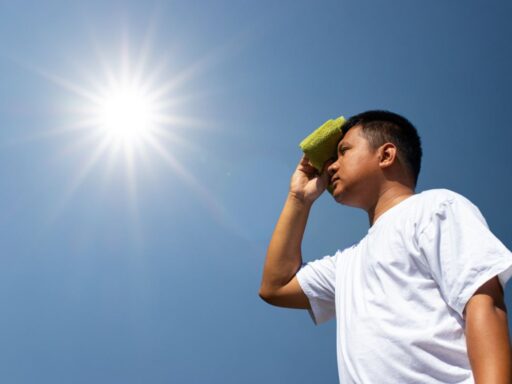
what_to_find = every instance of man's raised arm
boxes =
[259,156,330,309]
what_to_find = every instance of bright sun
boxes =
[30,27,218,203]
[27,26,228,225]
[95,83,157,147]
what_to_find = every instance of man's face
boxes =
[327,125,381,208]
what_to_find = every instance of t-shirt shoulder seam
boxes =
[417,195,457,238]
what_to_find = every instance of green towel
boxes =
[299,116,346,171]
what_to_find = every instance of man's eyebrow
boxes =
[338,140,351,150]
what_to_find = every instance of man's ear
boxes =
[378,143,397,169]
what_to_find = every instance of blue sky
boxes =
[0,1,511,383]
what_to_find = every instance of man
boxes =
[259,110,512,383]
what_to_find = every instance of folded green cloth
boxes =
[299,116,346,171]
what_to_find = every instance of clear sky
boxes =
[0,1,511,383]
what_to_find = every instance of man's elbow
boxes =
[258,286,278,305]
[259,283,291,307]
[259,283,309,309]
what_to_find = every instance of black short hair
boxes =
[342,110,422,186]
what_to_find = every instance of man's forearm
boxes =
[259,193,312,296]
[465,283,512,383]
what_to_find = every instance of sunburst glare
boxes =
[13,23,241,232]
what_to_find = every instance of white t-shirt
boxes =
[296,189,512,384]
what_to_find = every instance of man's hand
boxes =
[289,156,331,205]
[464,276,512,384]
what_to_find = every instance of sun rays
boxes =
[15,25,228,228]
[2,13,258,243]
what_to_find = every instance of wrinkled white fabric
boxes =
[297,189,512,384]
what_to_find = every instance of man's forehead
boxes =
[338,125,363,146]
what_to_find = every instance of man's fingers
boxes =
[317,160,332,185]
[298,155,318,175]
[321,159,334,174]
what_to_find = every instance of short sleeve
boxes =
[418,195,512,317]
[296,253,338,325]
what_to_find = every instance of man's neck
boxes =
[367,184,415,226]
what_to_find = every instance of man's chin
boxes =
[332,189,358,207]
[331,188,345,203]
